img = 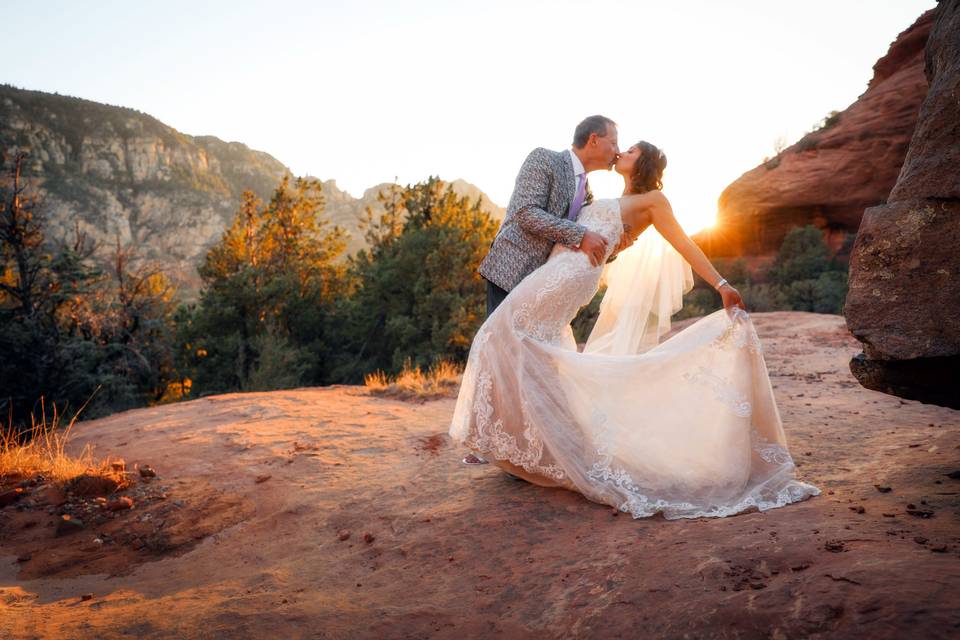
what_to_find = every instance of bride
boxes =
[449,141,821,520]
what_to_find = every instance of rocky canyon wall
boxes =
[695,10,935,260]
[844,0,960,409]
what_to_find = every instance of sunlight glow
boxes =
[5,0,937,233]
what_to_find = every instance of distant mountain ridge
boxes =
[0,84,503,294]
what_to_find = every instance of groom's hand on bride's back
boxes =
[578,231,608,267]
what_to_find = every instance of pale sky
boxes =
[5,0,936,232]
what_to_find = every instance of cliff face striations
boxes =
[1,86,503,294]
[0,85,291,293]
[845,0,960,409]
[695,10,934,259]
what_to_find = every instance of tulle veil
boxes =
[585,225,695,355]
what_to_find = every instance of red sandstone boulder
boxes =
[845,0,960,409]
[695,10,935,259]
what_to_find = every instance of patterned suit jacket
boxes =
[478,148,595,292]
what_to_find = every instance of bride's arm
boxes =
[646,191,746,310]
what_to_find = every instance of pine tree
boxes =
[331,177,497,380]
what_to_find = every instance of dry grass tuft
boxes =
[364,359,463,402]
[0,394,129,491]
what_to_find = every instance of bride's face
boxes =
[615,145,640,176]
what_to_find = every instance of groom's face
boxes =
[591,125,620,170]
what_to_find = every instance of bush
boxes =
[364,358,462,402]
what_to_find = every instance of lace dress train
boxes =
[449,198,821,519]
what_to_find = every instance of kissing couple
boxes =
[449,115,821,520]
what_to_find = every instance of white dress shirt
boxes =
[567,148,586,186]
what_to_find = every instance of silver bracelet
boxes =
[715,278,728,290]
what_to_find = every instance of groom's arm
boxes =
[511,148,586,247]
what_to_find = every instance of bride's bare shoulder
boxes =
[619,190,667,215]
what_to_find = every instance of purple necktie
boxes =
[567,173,587,220]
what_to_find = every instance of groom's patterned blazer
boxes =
[478,148,595,292]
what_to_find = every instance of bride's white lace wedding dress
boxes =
[449,198,821,519]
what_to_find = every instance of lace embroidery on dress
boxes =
[511,260,582,343]
[681,366,753,418]
[588,430,817,519]
[463,324,567,480]
[751,430,794,466]
[711,308,763,354]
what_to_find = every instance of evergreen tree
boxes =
[181,175,348,395]
[331,177,497,380]
[1,152,177,426]
[771,225,847,313]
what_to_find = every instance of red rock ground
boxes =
[1,312,958,639]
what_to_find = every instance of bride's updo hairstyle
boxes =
[630,141,667,193]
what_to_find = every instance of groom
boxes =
[463,115,625,468]
[478,115,623,316]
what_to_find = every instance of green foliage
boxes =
[674,224,847,318]
[0,154,178,427]
[770,225,847,313]
[179,175,349,395]
[247,328,310,392]
[330,178,497,380]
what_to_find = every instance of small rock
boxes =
[363,532,375,544]
[874,485,892,493]
[139,466,157,478]
[906,508,935,519]
[790,562,811,572]
[56,515,85,537]
[930,544,948,553]
[946,470,960,480]
[255,474,272,484]
[882,513,896,518]
[824,540,845,553]
[849,506,866,514]
[16,553,31,563]
[107,496,134,512]
[0,487,25,507]
[67,474,122,497]
[81,593,94,601]
[914,536,929,545]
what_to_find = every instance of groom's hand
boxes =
[578,231,608,267]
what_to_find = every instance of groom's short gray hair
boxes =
[573,115,617,148]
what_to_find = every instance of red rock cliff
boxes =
[695,10,935,259]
